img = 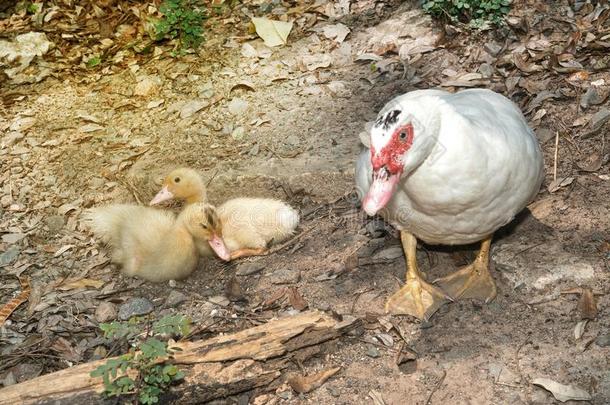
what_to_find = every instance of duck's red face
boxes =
[363,112,414,215]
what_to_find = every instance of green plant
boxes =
[90,315,191,405]
[422,0,511,29]
[154,0,207,52]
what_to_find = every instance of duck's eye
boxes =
[399,131,407,140]
[200,222,208,229]
[174,177,181,183]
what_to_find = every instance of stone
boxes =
[269,268,301,284]
[95,302,118,323]
[164,290,187,308]
[228,98,249,115]
[595,333,610,347]
[366,345,380,358]
[208,295,230,307]
[180,100,209,119]
[236,262,265,276]
[134,75,161,96]
[372,246,404,261]
[45,215,65,234]
[0,246,20,266]
[118,297,154,320]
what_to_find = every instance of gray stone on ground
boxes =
[118,297,154,320]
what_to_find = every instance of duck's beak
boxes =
[150,186,173,206]
[208,234,231,261]
[362,167,400,216]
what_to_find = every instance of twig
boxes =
[553,131,559,182]
[205,169,218,188]
[425,370,447,405]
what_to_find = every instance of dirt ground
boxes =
[1,0,610,404]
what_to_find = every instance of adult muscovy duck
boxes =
[356,88,544,320]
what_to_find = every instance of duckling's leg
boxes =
[433,236,497,302]
[230,248,267,260]
[385,231,452,320]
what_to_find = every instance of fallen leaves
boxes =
[251,17,293,47]
[287,367,340,393]
[533,378,592,402]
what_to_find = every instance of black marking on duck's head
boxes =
[375,109,402,131]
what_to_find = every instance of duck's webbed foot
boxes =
[433,236,497,303]
[385,232,452,320]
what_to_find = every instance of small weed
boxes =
[86,56,102,68]
[422,0,511,29]
[90,314,190,405]
[154,0,207,53]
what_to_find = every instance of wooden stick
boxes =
[0,310,359,405]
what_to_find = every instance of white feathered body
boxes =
[196,198,300,255]
[356,89,544,245]
[84,205,198,282]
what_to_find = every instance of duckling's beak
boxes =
[208,234,230,261]
[150,186,173,206]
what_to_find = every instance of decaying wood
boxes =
[0,310,359,405]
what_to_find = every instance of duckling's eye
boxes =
[174,177,181,183]
[399,131,407,140]
[200,222,208,229]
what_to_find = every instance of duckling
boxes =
[150,168,300,260]
[84,203,230,282]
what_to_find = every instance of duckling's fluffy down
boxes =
[217,198,299,252]
[83,205,198,282]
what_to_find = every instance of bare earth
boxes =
[1,1,609,404]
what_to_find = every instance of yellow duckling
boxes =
[84,202,230,282]
[150,168,300,260]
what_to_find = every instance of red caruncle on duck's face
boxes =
[370,123,414,175]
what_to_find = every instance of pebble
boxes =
[366,345,380,358]
[95,302,118,323]
[164,290,187,308]
[91,346,107,360]
[134,75,161,96]
[372,246,404,261]
[208,295,230,307]
[118,297,154,320]
[269,268,301,284]
[595,333,610,347]
[365,220,388,237]
[228,98,249,115]
[45,215,65,234]
[0,246,20,266]
[180,100,209,119]
[236,262,265,276]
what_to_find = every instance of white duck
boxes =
[356,88,544,320]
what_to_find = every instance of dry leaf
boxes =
[577,288,597,319]
[533,378,592,402]
[251,17,293,47]
[574,320,587,340]
[57,278,104,291]
[51,337,82,363]
[322,23,350,43]
[368,389,386,405]
[287,367,340,393]
[547,177,574,193]
[287,287,308,311]
[577,152,603,172]
[230,81,256,92]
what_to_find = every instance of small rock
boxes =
[584,108,610,137]
[164,290,187,308]
[118,297,154,320]
[595,333,610,347]
[180,100,209,119]
[1,371,16,386]
[1,131,24,147]
[95,302,118,323]
[7,363,43,383]
[2,233,26,244]
[366,345,380,358]
[248,143,260,156]
[372,246,404,261]
[208,295,230,307]
[269,268,301,285]
[228,98,249,115]
[285,135,300,146]
[327,387,341,398]
[45,215,65,234]
[365,220,387,237]
[231,126,245,140]
[0,246,20,266]
[484,42,502,56]
[479,63,494,78]
[236,262,265,276]
[580,87,609,109]
[91,346,107,360]
[134,75,161,96]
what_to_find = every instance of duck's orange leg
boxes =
[385,231,452,320]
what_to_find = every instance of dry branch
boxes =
[0,310,359,404]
